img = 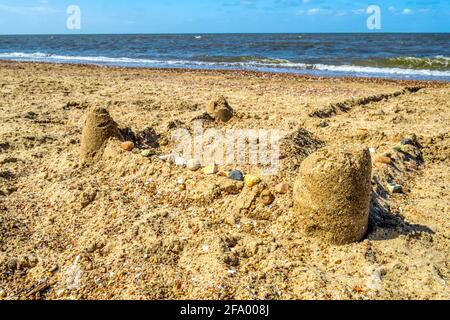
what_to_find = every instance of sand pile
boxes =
[293,145,372,245]
[278,128,325,173]
[80,107,121,165]
[206,96,234,122]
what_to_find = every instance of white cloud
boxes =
[352,9,365,15]
[307,8,332,16]
[0,4,59,15]
[388,6,396,13]
[401,8,413,15]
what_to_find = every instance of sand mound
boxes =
[293,145,372,245]
[279,128,325,172]
[80,107,121,165]
[206,95,234,122]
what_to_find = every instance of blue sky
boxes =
[0,0,449,34]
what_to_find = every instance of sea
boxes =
[0,33,449,81]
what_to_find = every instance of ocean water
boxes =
[0,33,449,81]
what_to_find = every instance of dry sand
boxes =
[0,61,449,300]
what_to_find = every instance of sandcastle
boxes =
[206,95,234,122]
[293,145,372,245]
[80,107,121,165]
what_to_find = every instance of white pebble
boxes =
[175,156,187,167]
[186,159,201,171]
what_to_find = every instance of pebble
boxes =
[229,170,244,181]
[141,149,156,157]
[260,190,275,206]
[217,171,229,177]
[202,164,218,175]
[374,155,391,165]
[387,183,403,194]
[121,141,134,152]
[159,154,175,164]
[174,156,187,167]
[244,175,261,187]
[275,182,289,194]
[177,178,185,185]
[369,147,376,154]
[0,289,6,298]
[186,159,201,171]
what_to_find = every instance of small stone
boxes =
[174,156,187,167]
[393,145,403,152]
[217,171,229,177]
[202,164,218,175]
[369,147,376,154]
[121,141,134,152]
[159,154,175,164]
[275,183,289,194]
[229,170,244,181]
[186,159,201,171]
[177,178,185,185]
[244,175,261,188]
[260,190,275,206]
[141,149,156,157]
[0,289,6,298]
[387,183,403,194]
[374,155,391,165]
[178,184,186,191]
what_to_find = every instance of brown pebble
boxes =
[260,190,275,206]
[275,183,289,194]
[121,141,134,152]
[374,155,391,165]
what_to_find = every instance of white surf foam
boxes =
[1,52,449,79]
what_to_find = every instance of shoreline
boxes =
[1,59,449,87]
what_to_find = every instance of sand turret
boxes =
[206,95,234,122]
[293,145,372,245]
[80,107,121,165]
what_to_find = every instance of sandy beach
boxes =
[0,61,449,300]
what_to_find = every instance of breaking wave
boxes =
[1,52,449,80]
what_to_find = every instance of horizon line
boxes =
[1,31,450,36]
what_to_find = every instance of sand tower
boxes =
[80,107,121,165]
[293,145,372,245]
[206,95,234,122]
